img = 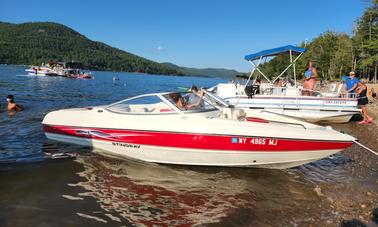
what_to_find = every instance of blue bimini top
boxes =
[244,45,307,61]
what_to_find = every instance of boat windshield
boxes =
[105,92,217,114]
[106,94,175,114]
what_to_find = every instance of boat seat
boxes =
[107,105,131,113]
[159,108,173,112]
[130,107,150,113]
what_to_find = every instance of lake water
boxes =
[0,65,377,226]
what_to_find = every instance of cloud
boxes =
[156,46,164,51]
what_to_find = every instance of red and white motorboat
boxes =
[65,69,93,79]
[42,90,356,169]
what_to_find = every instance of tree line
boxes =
[259,1,377,82]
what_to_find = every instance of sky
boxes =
[0,0,370,72]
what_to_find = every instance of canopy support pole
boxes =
[271,52,304,85]
[250,60,272,85]
[245,56,262,86]
[289,50,298,89]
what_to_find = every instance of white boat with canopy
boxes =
[211,45,361,123]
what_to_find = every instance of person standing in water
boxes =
[302,61,318,96]
[355,78,373,124]
[6,95,23,114]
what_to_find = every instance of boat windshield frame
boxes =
[104,92,219,115]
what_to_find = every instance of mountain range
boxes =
[0,21,241,78]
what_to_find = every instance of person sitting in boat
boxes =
[6,95,23,115]
[273,78,285,95]
[302,61,318,96]
[169,93,187,110]
[254,79,261,94]
[185,86,204,110]
[355,78,373,124]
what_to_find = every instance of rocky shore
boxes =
[328,92,378,226]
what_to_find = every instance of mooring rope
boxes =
[354,140,378,156]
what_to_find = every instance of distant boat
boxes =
[25,66,58,76]
[65,69,93,79]
[25,61,94,79]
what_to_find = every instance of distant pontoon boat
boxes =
[211,45,361,123]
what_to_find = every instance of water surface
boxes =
[1,65,377,226]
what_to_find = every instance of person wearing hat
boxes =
[345,71,359,98]
[6,95,23,113]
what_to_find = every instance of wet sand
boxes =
[323,97,378,226]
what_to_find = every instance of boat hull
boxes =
[214,83,361,123]
[243,108,358,123]
[43,124,353,169]
[226,97,360,123]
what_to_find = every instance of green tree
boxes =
[353,1,378,81]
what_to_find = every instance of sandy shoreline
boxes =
[366,84,378,124]
[329,90,378,225]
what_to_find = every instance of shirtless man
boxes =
[7,95,23,113]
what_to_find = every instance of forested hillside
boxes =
[0,22,181,75]
[161,62,241,78]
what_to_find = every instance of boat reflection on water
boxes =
[65,151,346,226]
[70,153,259,225]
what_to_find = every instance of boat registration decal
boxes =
[324,100,347,104]
[112,142,140,149]
[232,137,278,146]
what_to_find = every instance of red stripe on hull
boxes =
[43,125,353,152]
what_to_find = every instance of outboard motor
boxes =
[244,85,260,98]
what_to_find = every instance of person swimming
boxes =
[7,95,23,114]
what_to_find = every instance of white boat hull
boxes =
[26,67,58,76]
[214,83,361,123]
[27,72,48,76]
[243,108,357,123]
[45,132,346,169]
